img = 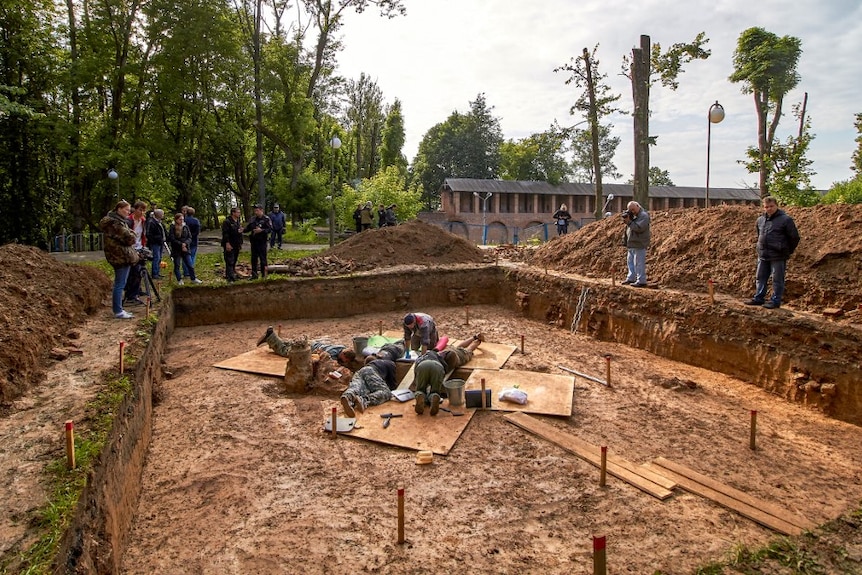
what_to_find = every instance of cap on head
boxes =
[403,313,416,326]
[273,203,279,209]
[253,203,263,210]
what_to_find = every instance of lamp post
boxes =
[107,168,119,199]
[328,135,341,247]
[706,101,725,206]
[472,191,493,245]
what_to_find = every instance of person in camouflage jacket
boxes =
[99,200,139,318]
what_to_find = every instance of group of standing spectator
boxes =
[353,201,397,233]
[220,203,274,282]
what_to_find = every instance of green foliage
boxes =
[500,124,570,184]
[650,32,711,90]
[570,124,622,183]
[822,177,862,204]
[410,93,503,208]
[379,99,407,174]
[852,112,862,176]
[334,166,421,229]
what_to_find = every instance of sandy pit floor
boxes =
[119,305,862,574]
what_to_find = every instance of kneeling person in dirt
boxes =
[340,359,397,418]
[256,326,359,369]
[414,334,485,416]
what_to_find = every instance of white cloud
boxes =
[336,0,862,189]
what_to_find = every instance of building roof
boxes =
[442,178,760,201]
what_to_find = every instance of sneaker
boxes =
[429,393,441,416]
[633,283,648,288]
[177,279,184,285]
[414,392,426,415]
[622,279,635,285]
[256,326,274,347]
[340,395,355,418]
[124,297,144,306]
[474,333,485,342]
[744,299,764,306]
[762,301,780,309]
[115,310,134,319]
[191,278,203,284]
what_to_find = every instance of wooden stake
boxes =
[65,420,75,470]
[146,296,151,316]
[480,378,487,410]
[465,306,470,326]
[119,341,126,374]
[397,487,405,544]
[611,275,616,286]
[593,535,607,575]
[277,324,282,337]
[749,410,757,450]
[378,320,383,336]
[520,334,525,355]
[600,446,607,487]
[604,355,612,388]
[708,279,715,305]
[331,407,337,439]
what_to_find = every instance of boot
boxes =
[340,394,356,418]
[429,393,441,416]
[257,326,274,346]
[414,392,426,415]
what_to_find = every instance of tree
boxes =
[625,33,710,206]
[378,99,407,174]
[333,165,421,228]
[647,167,674,186]
[852,112,862,177]
[729,26,802,198]
[499,124,570,184]
[345,73,385,180]
[556,45,621,218]
[569,124,621,184]
[410,93,503,208]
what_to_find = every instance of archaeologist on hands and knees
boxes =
[403,312,439,354]
[621,201,651,287]
[412,334,485,417]
[744,196,800,310]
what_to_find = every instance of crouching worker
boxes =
[340,359,397,417]
[256,326,358,369]
[414,334,485,416]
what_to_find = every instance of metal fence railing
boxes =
[51,232,104,253]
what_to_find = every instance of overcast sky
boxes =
[335,0,862,190]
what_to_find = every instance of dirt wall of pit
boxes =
[55,265,861,573]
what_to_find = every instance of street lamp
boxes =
[706,101,725,206]
[472,191,492,245]
[107,168,119,199]
[328,135,341,247]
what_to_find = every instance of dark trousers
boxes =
[250,242,268,278]
[224,247,239,281]
[124,263,144,301]
[270,229,284,248]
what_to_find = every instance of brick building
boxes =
[419,178,761,244]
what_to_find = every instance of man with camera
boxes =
[621,201,651,287]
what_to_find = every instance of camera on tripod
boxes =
[137,247,154,261]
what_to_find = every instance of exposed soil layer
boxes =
[2,208,862,574]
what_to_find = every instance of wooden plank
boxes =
[465,369,574,417]
[347,397,475,455]
[648,460,808,536]
[504,412,673,500]
[653,457,815,531]
[213,346,286,377]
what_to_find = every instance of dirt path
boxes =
[120,306,862,574]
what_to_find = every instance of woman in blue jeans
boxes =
[99,200,139,319]
[167,213,203,285]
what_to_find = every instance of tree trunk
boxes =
[583,49,604,221]
[631,35,650,207]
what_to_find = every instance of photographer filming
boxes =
[620,201,651,287]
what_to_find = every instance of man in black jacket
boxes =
[744,196,800,309]
[145,209,166,279]
[243,204,272,279]
[221,207,244,282]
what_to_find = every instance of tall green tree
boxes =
[852,112,862,177]
[346,73,385,180]
[627,166,674,186]
[729,26,802,198]
[500,124,570,184]
[556,45,621,218]
[411,93,503,208]
[0,0,65,246]
[378,98,407,174]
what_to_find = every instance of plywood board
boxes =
[651,457,814,532]
[464,369,574,417]
[504,412,673,500]
[383,331,517,370]
[346,397,475,455]
[213,346,286,377]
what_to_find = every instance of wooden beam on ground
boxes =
[504,412,674,500]
[396,364,415,391]
[649,457,814,536]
